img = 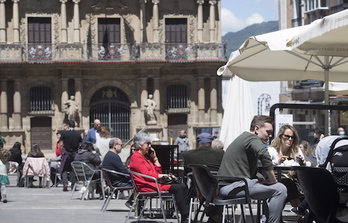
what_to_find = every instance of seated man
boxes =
[184,132,224,175]
[183,132,224,223]
[218,115,287,223]
[102,138,133,206]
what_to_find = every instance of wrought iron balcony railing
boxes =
[0,42,226,62]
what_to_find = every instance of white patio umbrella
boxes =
[217,9,348,105]
[219,75,254,148]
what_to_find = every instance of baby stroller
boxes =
[320,136,348,201]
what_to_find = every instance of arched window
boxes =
[29,86,53,114]
[89,87,130,142]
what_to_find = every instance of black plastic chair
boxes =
[292,166,348,223]
[100,168,133,212]
[188,164,254,223]
[186,172,205,223]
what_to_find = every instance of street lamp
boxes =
[258,93,271,115]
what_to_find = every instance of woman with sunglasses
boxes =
[268,124,305,208]
[129,132,190,223]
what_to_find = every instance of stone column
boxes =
[60,0,68,43]
[74,77,82,127]
[13,79,21,130]
[73,0,80,43]
[0,79,8,130]
[210,78,217,124]
[0,0,6,43]
[197,0,204,43]
[12,0,20,43]
[209,0,216,43]
[140,0,145,43]
[153,77,160,124]
[61,78,69,113]
[198,77,205,124]
[152,0,159,43]
[140,77,148,125]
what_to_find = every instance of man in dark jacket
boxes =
[102,138,134,208]
[60,120,82,191]
[183,132,224,223]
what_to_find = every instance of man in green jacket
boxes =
[218,115,287,223]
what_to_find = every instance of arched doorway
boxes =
[89,86,130,142]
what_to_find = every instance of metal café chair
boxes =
[70,161,105,200]
[100,168,133,212]
[125,170,180,223]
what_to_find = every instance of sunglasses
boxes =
[282,134,295,140]
[116,143,124,147]
[146,142,152,146]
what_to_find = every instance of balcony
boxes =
[0,42,226,63]
[304,0,329,13]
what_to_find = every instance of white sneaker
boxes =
[118,192,127,199]
[79,186,86,194]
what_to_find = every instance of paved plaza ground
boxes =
[0,172,300,223]
[0,150,300,223]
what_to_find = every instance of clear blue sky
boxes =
[221,0,278,35]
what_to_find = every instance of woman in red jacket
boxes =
[129,132,189,223]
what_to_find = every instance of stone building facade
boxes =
[0,0,226,153]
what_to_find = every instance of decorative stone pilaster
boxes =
[73,0,81,43]
[198,77,205,124]
[60,78,69,113]
[60,0,68,43]
[153,77,160,124]
[210,78,217,124]
[12,0,20,43]
[13,79,22,130]
[74,77,82,127]
[152,0,159,43]
[140,77,148,125]
[197,0,204,43]
[209,0,216,43]
[0,0,6,43]
[0,79,8,130]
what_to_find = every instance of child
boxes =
[0,149,11,203]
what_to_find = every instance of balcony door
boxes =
[28,17,52,60]
[165,18,187,60]
[98,18,121,60]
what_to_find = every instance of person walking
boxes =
[0,149,11,203]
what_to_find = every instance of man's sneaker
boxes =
[118,191,127,199]
[291,207,305,216]
[79,186,86,194]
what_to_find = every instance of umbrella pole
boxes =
[324,67,331,135]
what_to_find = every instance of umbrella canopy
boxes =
[219,75,254,148]
[217,9,348,105]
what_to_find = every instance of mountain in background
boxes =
[222,21,279,56]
